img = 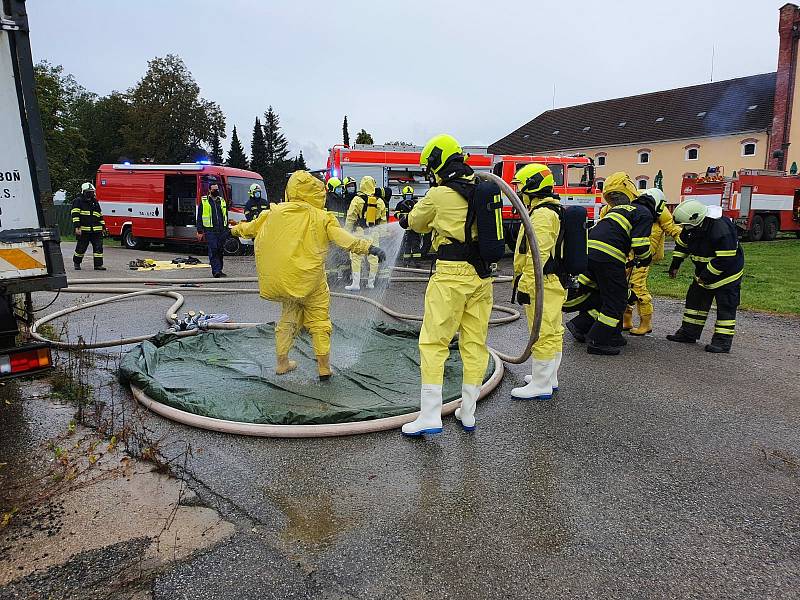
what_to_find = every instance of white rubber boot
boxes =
[344,273,361,292]
[402,384,443,436]
[512,359,555,400]
[524,352,562,390]
[366,274,376,289]
[455,383,480,431]
[550,352,562,391]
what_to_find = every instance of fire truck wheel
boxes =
[122,226,149,250]
[223,236,243,256]
[744,215,764,242]
[762,215,779,241]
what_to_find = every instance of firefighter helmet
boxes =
[645,188,667,216]
[249,183,263,197]
[512,163,555,195]
[81,182,96,193]
[673,200,708,228]
[602,172,638,202]
[326,177,342,193]
[420,134,464,175]
[402,185,414,196]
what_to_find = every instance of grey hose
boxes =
[473,172,543,364]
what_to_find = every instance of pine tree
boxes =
[263,106,291,199]
[355,128,374,145]
[250,116,268,179]
[210,128,223,164]
[294,151,307,171]
[226,126,249,169]
[343,115,350,147]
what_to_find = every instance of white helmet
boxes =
[81,182,96,193]
[645,187,667,215]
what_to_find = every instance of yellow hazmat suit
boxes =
[345,176,387,288]
[408,181,493,388]
[514,196,566,361]
[231,171,373,377]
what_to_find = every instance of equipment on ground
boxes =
[679,168,800,241]
[0,0,66,379]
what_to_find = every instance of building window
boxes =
[685,145,699,161]
[597,155,606,166]
[741,139,757,156]
[636,176,649,190]
[638,150,650,164]
[596,179,604,191]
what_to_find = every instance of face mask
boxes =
[210,189,219,197]
[253,190,261,198]
[403,194,412,201]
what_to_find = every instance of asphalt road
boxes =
[24,243,800,599]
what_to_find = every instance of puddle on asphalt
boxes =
[266,489,354,553]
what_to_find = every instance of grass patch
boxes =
[649,239,800,315]
[60,234,120,247]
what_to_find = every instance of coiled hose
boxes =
[30,172,541,362]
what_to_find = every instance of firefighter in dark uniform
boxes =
[324,177,349,281]
[666,200,745,353]
[564,172,655,355]
[71,182,106,270]
[196,183,229,278]
[244,183,269,221]
[396,185,425,263]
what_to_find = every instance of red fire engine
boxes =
[325,144,599,248]
[680,168,800,241]
[97,163,265,254]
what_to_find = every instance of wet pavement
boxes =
[6,242,800,599]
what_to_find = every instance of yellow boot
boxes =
[622,307,634,331]
[276,355,297,375]
[630,305,653,336]
[317,354,332,381]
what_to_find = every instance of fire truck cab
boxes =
[326,144,598,250]
[680,167,800,241]
[97,163,266,254]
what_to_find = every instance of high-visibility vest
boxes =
[200,196,227,229]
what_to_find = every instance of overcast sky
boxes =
[27,0,780,169]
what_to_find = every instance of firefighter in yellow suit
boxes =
[231,171,385,380]
[509,164,566,400]
[625,188,683,335]
[344,175,387,291]
[398,134,494,436]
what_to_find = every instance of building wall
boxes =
[556,132,769,203]
[787,29,800,170]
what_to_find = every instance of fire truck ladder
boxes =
[721,181,734,210]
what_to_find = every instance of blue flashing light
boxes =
[123,161,132,165]
[196,159,212,165]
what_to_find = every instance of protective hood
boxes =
[358,175,377,196]
[286,170,326,209]
[603,172,638,202]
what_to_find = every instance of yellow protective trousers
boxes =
[419,261,493,386]
[523,274,566,360]
[629,265,653,316]
[275,280,332,357]
[349,226,379,278]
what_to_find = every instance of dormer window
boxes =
[697,111,707,117]
[582,126,591,132]
[618,121,626,127]
[655,117,664,122]
[552,130,560,135]
[747,105,757,111]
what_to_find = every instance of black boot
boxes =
[566,319,587,343]
[94,265,107,271]
[73,261,81,271]
[609,332,628,347]
[587,341,621,356]
[705,335,732,354]
[666,329,697,344]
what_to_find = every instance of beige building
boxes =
[489,3,800,206]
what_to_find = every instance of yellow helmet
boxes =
[420,134,463,175]
[402,185,414,195]
[326,177,342,193]
[512,163,555,195]
[602,172,638,202]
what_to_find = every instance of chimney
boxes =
[769,3,800,170]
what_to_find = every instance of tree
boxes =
[263,106,291,199]
[355,129,374,145]
[34,61,93,195]
[123,54,225,163]
[75,92,133,178]
[226,126,249,169]
[209,128,224,164]
[343,115,350,147]
[250,116,268,179]
[293,151,307,171]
